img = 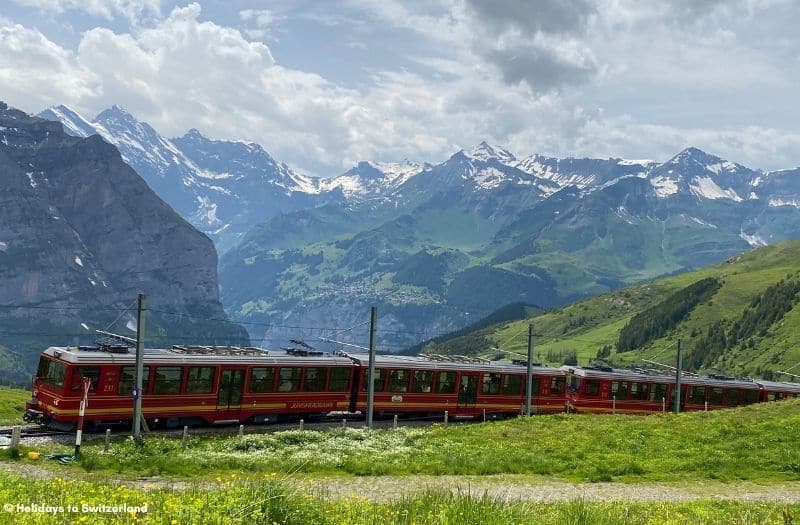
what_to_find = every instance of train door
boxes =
[457,373,479,406]
[216,368,245,422]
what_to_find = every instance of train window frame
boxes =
[329,368,351,392]
[153,366,183,395]
[550,376,565,395]
[250,367,276,393]
[278,367,302,392]
[362,369,386,392]
[118,366,150,396]
[502,374,523,395]
[186,366,215,394]
[567,375,581,393]
[650,383,667,402]
[482,373,501,395]
[436,371,457,394]
[389,369,410,393]
[585,379,600,396]
[302,367,326,392]
[412,370,433,393]
[37,358,67,389]
[742,389,759,404]
[707,387,723,405]
[611,381,628,400]
[724,388,740,405]
[71,366,100,391]
[689,386,705,405]
[630,382,649,401]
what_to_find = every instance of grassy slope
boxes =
[0,386,29,425]
[31,398,800,483]
[478,240,800,375]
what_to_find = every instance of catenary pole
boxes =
[367,306,377,430]
[674,339,683,414]
[133,293,146,439]
[525,323,534,416]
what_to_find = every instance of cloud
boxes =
[0,21,99,111]
[11,0,161,22]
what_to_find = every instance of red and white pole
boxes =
[74,377,90,458]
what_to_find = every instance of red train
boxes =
[24,345,800,429]
[24,345,564,428]
[563,365,800,414]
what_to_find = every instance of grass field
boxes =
[23,398,800,483]
[0,473,796,524]
[0,386,29,426]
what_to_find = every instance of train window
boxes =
[278,367,302,392]
[153,367,183,395]
[37,358,66,389]
[567,376,581,392]
[707,387,723,405]
[630,382,649,400]
[611,381,628,400]
[769,391,782,401]
[363,369,386,392]
[689,386,705,404]
[303,367,326,392]
[650,383,667,402]
[412,370,433,393]
[482,373,501,395]
[186,367,215,394]
[250,367,275,393]
[436,372,457,394]
[329,368,351,392]
[502,375,522,395]
[389,369,409,393]
[71,367,100,391]
[118,366,150,395]
[742,389,759,404]
[585,379,600,396]
[724,389,740,405]
[550,377,565,395]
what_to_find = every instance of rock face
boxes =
[0,102,248,380]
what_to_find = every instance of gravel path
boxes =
[1,462,799,503]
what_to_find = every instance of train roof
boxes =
[42,346,355,367]
[345,353,563,374]
[562,365,761,390]
[755,379,800,393]
[41,346,561,373]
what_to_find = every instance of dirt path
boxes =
[1,461,799,503]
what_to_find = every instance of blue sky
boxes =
[1,0,799,176]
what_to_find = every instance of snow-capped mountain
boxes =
[319,160,429,198]
[38,105,347,251]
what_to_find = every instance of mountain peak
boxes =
[669,147,722,165]
[463,141,516,163]
[95,104,137,123]
[37,104,96,138]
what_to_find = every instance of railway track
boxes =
[0,414,475,441]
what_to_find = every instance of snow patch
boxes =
[740,231,767,247]
[126,319,137,332]
[650,176,678,198]
[618,159,653,166]
[81,323,89,330]
[0,241,6,252]
[690,176,743,201]
[74,256,83,267]
[26,172,37,188]
[768,198,800,207]
[686,216,717,229]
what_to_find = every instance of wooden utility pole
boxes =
[674,339,683,413]
[366,306,377,430]
[133,294,146,439]
[525,323,534,416]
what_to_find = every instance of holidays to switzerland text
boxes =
[3,502,149,514]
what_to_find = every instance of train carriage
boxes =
[756,379,800,401]
[26,345,357,428]
[347,354,565,417]
[563,365,765,414]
